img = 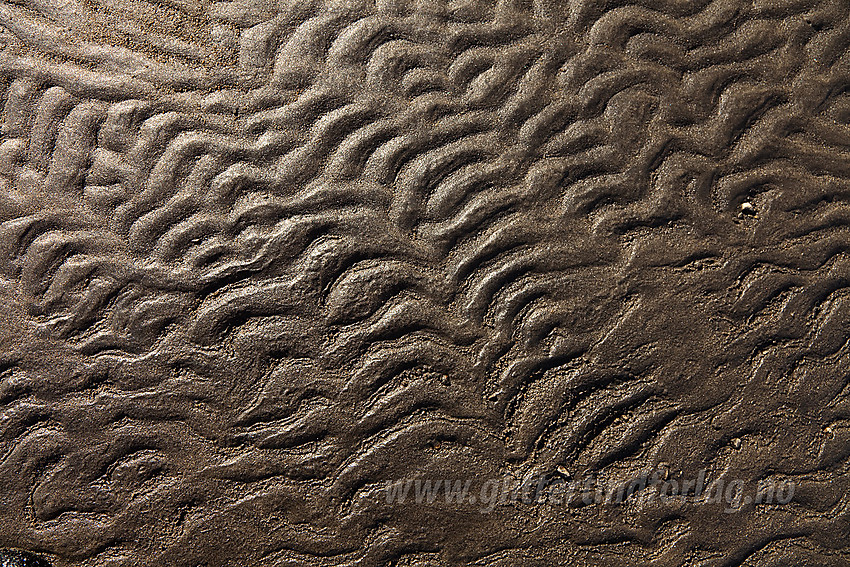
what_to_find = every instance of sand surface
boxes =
[0,1,848,565]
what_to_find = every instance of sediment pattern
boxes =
[1,0,849,565]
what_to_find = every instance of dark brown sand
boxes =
[0,1,848,565]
